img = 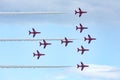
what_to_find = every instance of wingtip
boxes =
[81,45,84,49]
[80,23,82,27]
[81,62,83,65]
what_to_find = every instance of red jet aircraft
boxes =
[77,62,89,71]
[76,24,88,33]
[29,28,41,38]
[84,34,96,44]
[61,37,73,47]
[33,50,45,59]
[75,8,87,17]
[77,46,89,55]
[40,39,51,49]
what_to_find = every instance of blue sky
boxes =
[0,0,120,80]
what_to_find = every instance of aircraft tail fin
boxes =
[33,53,35,57]
[76,26,79,30]
[75,10,77,15]
[84,37,87,41]
[61,40,64,44]
[29,31,31,35]
[77,64,80,68]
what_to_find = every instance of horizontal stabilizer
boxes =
[61,40,64,44]
[40,42,42,46]
[29,31,31,35]
[77,48,80,52]
[76,26,79,30]
[84,37,87,41]
[75,10,77,15]
[77,64,80,68]
[33,53,35,57]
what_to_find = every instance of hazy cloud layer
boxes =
[0,0,119,24]
[68,64,120,80]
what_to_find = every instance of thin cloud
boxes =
[0,0,119,24]
[68,64,120,80]
[54,75,67,80]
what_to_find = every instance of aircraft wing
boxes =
[37,50,39,54]
[81,62,84,65]
[88,35,91,38]
[65,43,68,47]
[80,24,82,27]
[32,28,35,32]
[81,46,84,49]
[79,8,81,11]
[79,14,81,17]
[37,56,40,59]
[65,37,68,46]
[43,39,46,43]
[65,37,67,41]
[81,67,84,71]
[80,29,83,33]
[33,34,35,38]
[88,40,91,44]
[81,51,84,55]
[44,45,46,49]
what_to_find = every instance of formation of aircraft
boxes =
[40,39,51,49]
[77,46,89,55]
[29,8,95,72]
[77,62,89,71]
[75,8,87,17]
[84,34,96,44]
[74,8,95,71]
[76,24,88,33]
[29,28,41,38]
[33,50,45,59]
[61,37,73,47]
